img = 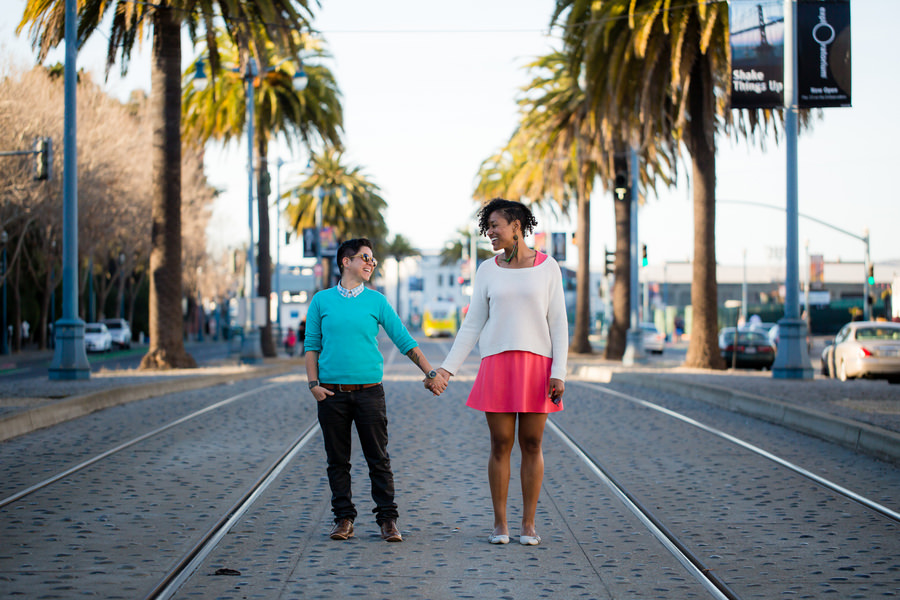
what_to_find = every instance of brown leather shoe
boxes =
[329,518,354,540]
[380,519,402,542]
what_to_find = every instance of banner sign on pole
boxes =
[551,232,566,263]
[810,254,825,290]
[797,0,851,108]
[729,0,785,109]
[319,226,338,257]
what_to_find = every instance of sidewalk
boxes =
[2,345,899,464]
[0,344,301,442]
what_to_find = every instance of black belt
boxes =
[320,382,380,392]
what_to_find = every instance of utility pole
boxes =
[772,0,813,379]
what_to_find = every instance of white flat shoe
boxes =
[489,533,510,544]
[519,534,541,546]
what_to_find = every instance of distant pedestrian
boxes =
[284,328,297,356]
[305,238,445,543]
[298,319,306,356]
[427,198,568,546]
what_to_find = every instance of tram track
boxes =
[0,379,290,509]
[145,420,321,600]
[3,346,898,598]
[548,379,900,599]
[569,380,900,524]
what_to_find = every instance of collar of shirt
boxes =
[337,282,365,298]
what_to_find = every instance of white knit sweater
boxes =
[440,255,569,380]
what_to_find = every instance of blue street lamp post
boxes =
[623,147,645,366]
[772,0,813,379]
[193,57,306,363]
[274,157,284,341]
[240,59,263,364]
[49,0,90,379]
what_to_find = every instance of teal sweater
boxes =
[304,287,418,384]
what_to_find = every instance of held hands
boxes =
[424,368,451,396]
[548,378,565,405]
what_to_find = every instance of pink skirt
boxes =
[466,351,563,413]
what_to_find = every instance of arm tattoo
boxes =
[407,348,422,367]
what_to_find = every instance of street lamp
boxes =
[1,230,7,355]
[49,0,90,379]
[194,56,307,364]
[622,147,645,366]
[274,157,284,339]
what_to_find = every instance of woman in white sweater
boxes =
[430,198,568,546]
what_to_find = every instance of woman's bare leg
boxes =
[518,413,548,537]
[485,412,517,535]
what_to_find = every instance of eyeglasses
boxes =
[349,253,378,266]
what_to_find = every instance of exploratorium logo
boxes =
[812,6,835,79]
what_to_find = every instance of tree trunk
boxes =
[570,157,592,354]
[683,54,725,370]
[140,6,196,370]
[605,153,631,360]
[256,138,276,357]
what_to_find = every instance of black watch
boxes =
[426,370,437,379]
[308,380,319,390]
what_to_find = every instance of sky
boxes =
[2,0,898,276]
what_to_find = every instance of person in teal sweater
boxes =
[305,238,445,542]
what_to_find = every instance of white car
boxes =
[83,322,112,352]
[102,318,132,349]
[821,321,900,383]
[640,323,665,354]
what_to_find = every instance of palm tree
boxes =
[439,228,494,267]
[183,29,342,357]
[19,0,315,368]
[284,147,388,289]
[553,0,733,368]
[385,234,418,312]
[476,52,673,355]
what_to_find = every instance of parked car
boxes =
[821,321,900,383]
[102,318,132,349]
[83,323,112,352]
[640,323,665,354]
[718,327,776,370]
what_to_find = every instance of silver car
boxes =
[102,318,132,349]
[83,323,112,352]
[640,323,665,354]
[821,321,900,383]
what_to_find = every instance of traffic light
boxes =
[33,137,51,181]
[302,227,318,258]
[867,264,875,285]
[614,172,628,200]
[604,247,615,277]
[641,243,648,267]
[258,171,271,199]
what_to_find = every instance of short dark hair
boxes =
[477,198,538,237]
[336,238,373,273]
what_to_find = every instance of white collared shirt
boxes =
[337,281,365,298]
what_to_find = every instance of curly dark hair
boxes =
[476,198,538,236]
